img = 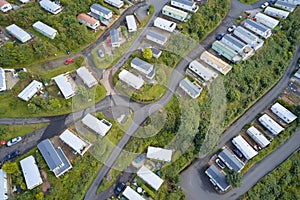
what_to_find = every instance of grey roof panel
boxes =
[131,57,153,72]
[147,30,167,42]
[245,19,269,33]
[37,139,63,171]
[54,148,72,177]
[218,149,244,172]
[222,34,246,49]
[91,4,112,15]
[205,165,230,191]
[110,29,119,43]
[150,47,161,56]
[172,0,195,6]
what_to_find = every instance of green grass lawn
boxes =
[0,123,49,141]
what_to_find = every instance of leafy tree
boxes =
[143,48,152,60]
[35,192,44,200]
[226,169,242,188]
[2,162,19,174]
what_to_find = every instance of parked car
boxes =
[66,49,70,55]
[0,29,3,34]
[216,33,225,41]
[233,148,243,158]
[114,182,126,196]
[64,58,73,65]
[227,25,236,33]
[215,158,226,169]
[97,48,104,58]
[3,150,20,163]
[6,136,22,147]
[268,0,276,5]
[260,2,269,9]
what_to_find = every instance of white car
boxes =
[227,25,236,33]
[6,136,22,147]
[260,2,269,9]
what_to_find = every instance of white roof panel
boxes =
[146,146,172,162]
[54,74,75,99]
[122,186,145,200]
[20,156,43,190]
[0,169,8,200]
[246,126,270,148]
[137,166,164,191]
[271,102,297,124]
[258,114,285,135]
[188,60,218,82]
[154,17,176,32]
[6,24,31,43]
[18,80,43,101]
[76,67,98,88]
[126,15,137,32]
[82,113,112,136]
[118,69,144,90]
[59,129,89,156]
[0,67,6,92]
[200,51,232,75]
[32,21,57,39]
[255,12,279,29]
[232,135,258,160]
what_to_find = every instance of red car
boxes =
[64,58,73,65]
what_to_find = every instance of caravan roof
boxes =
[271,102,297,124]
[137,166,164,191]
[232,135,258,160]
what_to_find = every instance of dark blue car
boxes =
[3,150,20,163]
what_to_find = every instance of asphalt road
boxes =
[180,42,300,200]
[181,128,300,200]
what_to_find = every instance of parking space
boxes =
[4,71,19,90]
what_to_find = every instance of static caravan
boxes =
[243,19,272,39]
[126,15,137,32]
[205,165,230,192]
[246,126,270,148]
[90,4,113,20]
[170,0,199,13]
[131,57,155,79]
[258,114,285,135]
[212,41,242,63]
[33,21,58,39]
[275,0,297,12]
[39,0,63,15]
[271,102,297,124]
[179,78,202,99]
[0,67,6,92]
[232,135,258,160]
[0,0,12,13]
[255,12,279,29]
[6,24,32,43]
[233,26,264,51]
[279,0,300,5]
[53,74,76,99]
[154,17,176,33]
[118,69,144,90]
[199,51,232,75]
[110,29,120,47]
[77,13,100,30]
[146,30,168,46]
[187,60,218,83]
[18,80,43,101]
[221,34,254,58]
[20,156,43,190]
[104,0,123,9]
[162,5,188,22]
[76,66,98,88]
[264,6,290,19]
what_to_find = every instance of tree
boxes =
[143,48,152,60]
[226,169,242,188]
[35,192,44,200]
[2,162,19,174]
[27,103,37,113]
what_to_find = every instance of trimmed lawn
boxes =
[0,123,49,141]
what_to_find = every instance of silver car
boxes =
[97,49,104,58]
